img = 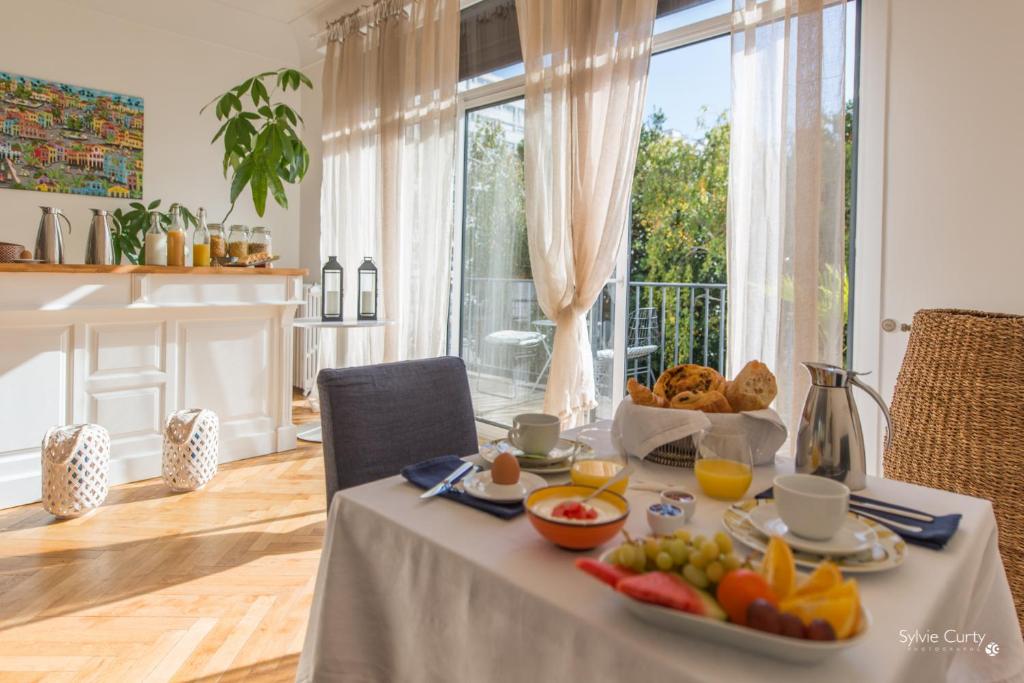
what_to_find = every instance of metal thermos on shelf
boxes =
[85,209,115,265]
[34,206,71,264]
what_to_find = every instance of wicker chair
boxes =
[883,309,1024,628]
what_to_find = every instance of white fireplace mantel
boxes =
[0,264,306,509]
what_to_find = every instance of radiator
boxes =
[293,284,321,392]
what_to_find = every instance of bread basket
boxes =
[0,242,25,263]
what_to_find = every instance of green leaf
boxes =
[229,157,255,204]
[251,166,268,217]
[211,119,230,143]
[148,200,161,210]
[268,171,287,209]
[251,79,268,106]
[297,71,313,89]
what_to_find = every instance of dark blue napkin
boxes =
[755,488,961,550]
[402,455,524,520]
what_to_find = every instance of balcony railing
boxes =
[628,281,727,378]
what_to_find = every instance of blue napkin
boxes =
[755,488,961,550]
[402,455,524,520]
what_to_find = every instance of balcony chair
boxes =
[317,357,479,503]
[594,306,660,394]
[478,297,545,399]
[883,308,1024,629]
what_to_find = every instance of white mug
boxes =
[773,473,850,541]
[508,413,560,455]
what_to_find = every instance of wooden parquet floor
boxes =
[0,397,326,682]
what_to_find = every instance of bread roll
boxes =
[653,364,727,402]
[669,390,733,413]
[725,360,777,412]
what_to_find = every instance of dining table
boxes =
[297,423,1024,683]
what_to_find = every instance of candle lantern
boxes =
[321,256,343,322]
[357,257,379,321]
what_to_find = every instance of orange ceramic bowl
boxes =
[525,484,630,551]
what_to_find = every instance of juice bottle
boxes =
[143,212,166,266]
[192,208,211,266]
[166,204,186,267]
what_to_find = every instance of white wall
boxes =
[852,0,1024,471]
[299,64,325,282]
[0,0,304,268]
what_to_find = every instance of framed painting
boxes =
[0,71,143,198]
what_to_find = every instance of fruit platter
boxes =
[577,532,869,664]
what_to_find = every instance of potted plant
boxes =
[202,68,312,224]
[111,200,197,265]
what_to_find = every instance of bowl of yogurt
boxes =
[525,484,629,550]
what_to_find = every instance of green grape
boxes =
[689,552,709,570]
[673,529,691,542]
[700,540,720,561]
[659,538,674,552]
[668,540,688,565]
[722,553,742,571]
[632,553,648,573]
[655,551,674,571]
[617,544,637,567]
[706,560,725,583]
[607,547,620,565]
[693,534,708,548]
[714,531,733,554]
[644,539,661,561]
[683,563,710,588]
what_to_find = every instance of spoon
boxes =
[580,465,634,503]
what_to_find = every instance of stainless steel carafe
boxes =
[85,209,114,265]
[794,362,892,491]
[34,206,72,264]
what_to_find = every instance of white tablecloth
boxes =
[298,427,1023,683]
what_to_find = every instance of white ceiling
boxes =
[213,0,339,25]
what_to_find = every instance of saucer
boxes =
[479,438,588,474]
[748,502,876,556]
[461,470,547,503]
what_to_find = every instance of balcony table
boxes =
[298,423,1023,683]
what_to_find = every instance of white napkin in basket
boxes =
[610,397,787,465]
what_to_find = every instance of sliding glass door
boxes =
[456,98,619,426]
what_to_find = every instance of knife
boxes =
[420,461,475,499]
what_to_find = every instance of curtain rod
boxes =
[311,0,409,48]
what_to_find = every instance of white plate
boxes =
[596,549,870,664]
[747,503,875,556]
[723,499,907,574]
[461,470,547,503]
[615,593,870,664]
[479,438,588,474]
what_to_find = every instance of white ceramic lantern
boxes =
[162,408,219,492]
[41,423,110,518]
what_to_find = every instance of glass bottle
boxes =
[166,204,186,267]
[143,211,167,266]
[227,224,249,260]
[192,208,211,267]
[208,223,226,261]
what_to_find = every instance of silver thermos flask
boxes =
[34,206,72,264]
[85,209,115,265]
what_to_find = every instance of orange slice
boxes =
[793,560,843,598]
[761,536,796,599]
[781,579,861,639]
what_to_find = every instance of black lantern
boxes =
[357,257,378,321]
[321,256,343,322]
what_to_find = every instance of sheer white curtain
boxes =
[516,0,658,427]
[727,0,847,444]
[319,0,459,375]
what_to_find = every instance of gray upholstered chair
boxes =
[317,356,479,502]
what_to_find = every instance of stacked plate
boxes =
[479,437,589,475]
[722,498,907,573]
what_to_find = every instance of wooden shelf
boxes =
[0,263,307,276]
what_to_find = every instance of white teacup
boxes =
[773,474,850,541]
[508,413,560,455]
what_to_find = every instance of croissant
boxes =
[627,378,667,408]
[669,390,733,413]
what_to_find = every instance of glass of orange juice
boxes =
[694,430,753,501]
[570,426,629,496]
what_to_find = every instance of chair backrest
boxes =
[628,306,659,347]
[884,308,1024,629]
[317,356,479,502]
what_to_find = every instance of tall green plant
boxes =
[202,68,312,223]
[111,200,196,265]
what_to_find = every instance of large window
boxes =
[453,0,860,426]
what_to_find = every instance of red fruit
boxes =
[806,618,837,641]
[716,569,778,626]
[575,558,637,588]
[616,571,706,615]
[779,612,806,639]
[554,501,599,520]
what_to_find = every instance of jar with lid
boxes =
[227,224,249,260]
[208,223,227,261]
[249,226,272,257]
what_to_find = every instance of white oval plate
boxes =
[461,470,547,503]
[748,502,875,556]
[723,499,907,573]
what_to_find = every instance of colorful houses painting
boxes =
[0,71,143,198]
